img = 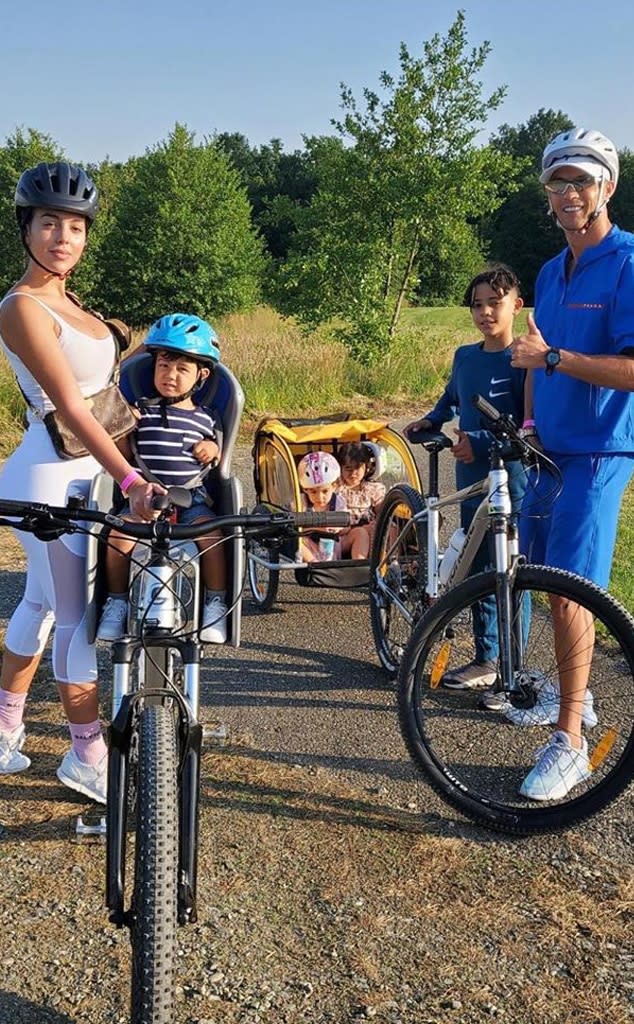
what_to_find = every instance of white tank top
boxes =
[0,292,116,423]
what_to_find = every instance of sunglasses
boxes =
[544,175,598,195]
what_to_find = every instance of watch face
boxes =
[546,348,561,367]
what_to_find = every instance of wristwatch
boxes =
[544,347,561,376]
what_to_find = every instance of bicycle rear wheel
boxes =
[247,537,280,610]
[130,702,179,1023]
[398,565,634,834]
[369,484,428,676]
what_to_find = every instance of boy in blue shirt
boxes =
[406,264,526,689]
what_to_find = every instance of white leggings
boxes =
[6,529,97,683]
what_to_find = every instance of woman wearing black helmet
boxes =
[0,161,162,803]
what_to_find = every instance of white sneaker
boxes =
[519,731,591,801]
[97,597,128,641]
[200,595,228,644]
[504,680,598,729]
[57,748,107,804]
[0,724,30,773]
[443,660,497,689]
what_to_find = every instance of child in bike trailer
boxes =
[336,441,386,559]
[406,263,527,692]
[97,314,229,644]
[297,451,348,562]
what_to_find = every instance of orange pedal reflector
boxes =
[430,642,451,688]
[589,728,618,771]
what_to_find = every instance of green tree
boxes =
[215,132,317,260]
[275,12,516,363]
[98,124,265,327]
[611,149,634,231]
[0,127,63,293]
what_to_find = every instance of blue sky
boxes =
[3,0,633,164]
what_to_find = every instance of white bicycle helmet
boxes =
[540,128,619,232]
[540,128,619,185]
[298,451,340,488]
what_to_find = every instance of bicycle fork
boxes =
[488,461,526,695]
[105,636,203,928]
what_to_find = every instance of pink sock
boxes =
[68,720,107,766]
[0,690,27,733]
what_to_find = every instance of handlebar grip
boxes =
[472,393,502,423]
[151,487,192,512]
[292,511,351,529]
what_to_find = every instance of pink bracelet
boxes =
[522,418,536,429]
[120,471,143,497]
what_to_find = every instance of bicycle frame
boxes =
[106,532,204,928]
[371,416,532,685]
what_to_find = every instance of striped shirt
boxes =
[135,404,219,487]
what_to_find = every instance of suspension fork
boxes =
[105,639,136,926]
[178,640,202,925]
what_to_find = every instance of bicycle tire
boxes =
[130,703,179,1023]
[369,484,428,676]
[398,564,634,834]
[247,537,280,611]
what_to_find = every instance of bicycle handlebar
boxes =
[0,495,351,544]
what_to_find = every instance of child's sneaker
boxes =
[504,681,598,729]
[519,730,591,801]
[443,660,497,689]
[97,597,128,641]
[479,687,510,712]
[200,595,228,644]
[56,748,107,804]
[0,724,30,774]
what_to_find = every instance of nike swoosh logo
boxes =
[489,389,510,398]
[490,376,511,385]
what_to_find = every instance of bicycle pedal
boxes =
[203,722,229,747]
[72,814,107,843]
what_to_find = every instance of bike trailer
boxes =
[247,412,422,608]
[85,350,245,647]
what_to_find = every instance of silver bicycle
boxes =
[370,395,634,833]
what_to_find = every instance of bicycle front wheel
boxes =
[369,484,428,676]
[130,703,179,1023]
[398,565,634,834]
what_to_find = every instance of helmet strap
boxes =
[21,235,79,281]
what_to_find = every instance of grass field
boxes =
[0,303,631,607]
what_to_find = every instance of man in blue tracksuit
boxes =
[511,128,634,800]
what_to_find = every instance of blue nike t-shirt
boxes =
[424,343,526,489]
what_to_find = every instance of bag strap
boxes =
[66,291,132,358]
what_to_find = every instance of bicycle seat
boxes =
[406,428,453,451]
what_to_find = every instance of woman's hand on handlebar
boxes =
[127,478,167,521]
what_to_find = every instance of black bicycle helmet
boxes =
[15,162,99,225]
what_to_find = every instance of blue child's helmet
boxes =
[144,313,220,365]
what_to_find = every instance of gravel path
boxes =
[0,422,632,1024]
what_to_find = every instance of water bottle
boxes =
[139,558,179,629]
[319,537,336,561]
[439,527,466,585]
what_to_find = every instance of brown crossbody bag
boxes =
[16,293,137,460]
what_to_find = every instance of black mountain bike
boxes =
[0,493,348,1023]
